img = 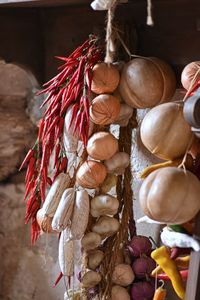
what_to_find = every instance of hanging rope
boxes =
[105,0,118,63]
[147,0,154,26]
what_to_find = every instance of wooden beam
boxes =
[0,0,91,7]
[185,212,200,300]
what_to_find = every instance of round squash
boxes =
[119,57,176,108]
[139,167,200,224]
[181,61,200,90]
[140,102,194,160]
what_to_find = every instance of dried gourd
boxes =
[51,188,75,232]
[139,167,200,224]
[71,190,90,239]
[140,102,194,160]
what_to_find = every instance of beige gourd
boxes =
[76,160,107,189]
[51,188,75,232]
[90,62,120,94]
[87,132,118,161]
[119,57,176,108]
[71,190,90,239]
[112,264,135,286]
[81,232,102,251]
[139,167,200,224]
[87,250,104,270]
[41,173,70,217]
[81,270,102,288]
[92,216,120,238]
[90,94,121,125]
[114,104,133,127]
[90,194,119,217]
[140,102,194,160]
[59,230,74,276]
[111,285,131,300]
[104,152,130,175]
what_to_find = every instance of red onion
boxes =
[132,257,156,279]
[131,281,154,300]
[128,236,152,257]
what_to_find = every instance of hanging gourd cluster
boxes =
[21,31,200,300]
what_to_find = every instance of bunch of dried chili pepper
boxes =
[20,35,104,243]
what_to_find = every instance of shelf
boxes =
[0,0,91,7]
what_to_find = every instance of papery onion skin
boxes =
[132,257,156,279]
[131,281,155,300]
[128,235,152,257]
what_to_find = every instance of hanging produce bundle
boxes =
[19,0,200,297]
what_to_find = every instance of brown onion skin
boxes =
[132,257,156,279]
[131,281,155,300]
[128,236,152,257]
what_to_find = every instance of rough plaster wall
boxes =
[0,62,65,300]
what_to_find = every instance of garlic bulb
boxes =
[104,152,130,175]
[87,250,104,270]
[81,232,102,251]
[71,190,90,239]
[114,104,134,127]
[100,174,118,194]
[92,216,120,238]
[76,160,107,189]
[87,132,118,160]
[112,264,135,286]
[89,62,120,94]
[90,194,119,217]
[111,286,131,300]
[90,94,121,125]
[81,270,102,288]
[52,188,75,232]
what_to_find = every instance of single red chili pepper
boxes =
[38,119,45,142]
[59,157,68,173]
[24,180,35,201]
[31,217,41,245]
[153,270,188,281]
[45,115,60,137]
[47,177,52,186]
[40,179,46,202]
[53,272,63,287]
[40,143,49,172]
[19,149,34,171]
[25,156,36,183]
[54,144,61,168]
[69,104,79,129]
[40,90,55,108]
[83,96,90,120]
[60,93,76,116]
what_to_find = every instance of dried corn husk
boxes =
[52,188,75,232]
[42,173,70,217]
[59,229,74,276]
[71,190,90,240]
